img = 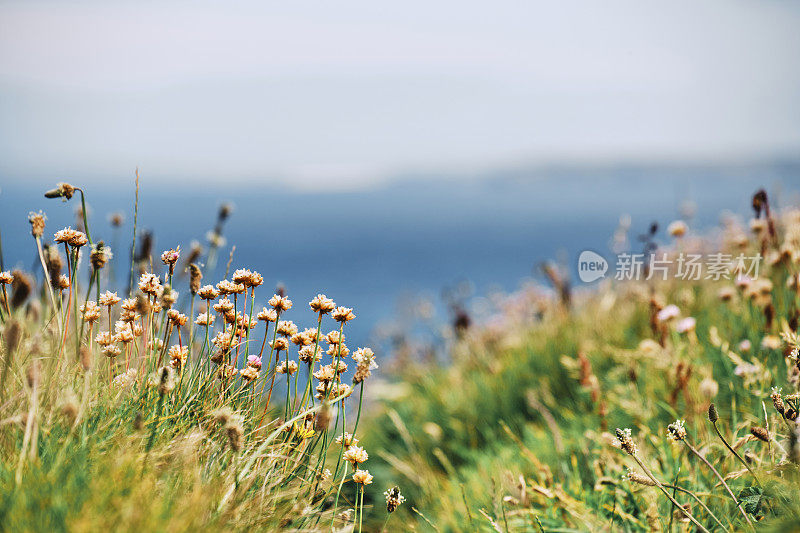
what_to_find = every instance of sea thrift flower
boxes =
[56,275,70,290]
[195,312,214,326]
[98,290,121,307]
[343,446,368,466]
[169,345,188,370]
[231,268,252,285]
[270,337,289,352]
[102,345,121,358]
[167,309,188,326]
[309,294,335,314]
[80,301,101,323]
[336,432,358,448]
[0,271,12,284]
[257,307,277,322]
[240,366,259,382]
[353,347,378,384]
[675,317,696,333]
[332,306,355,323]
[269,294,293,311]
[161,247,180,265]
[139,273,162,296]
[299,345,321,364]
[214,297,235,314]
[667,220,688,237]
[198,285,218,300]
[276,320,298,337]
[352,469,373,485]
[276,360,298,375]
[246,354,262,369]
[656,304,680,322]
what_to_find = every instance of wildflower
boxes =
[309,294,335,314]
[293,421,315,440]
[28,211,46,237]
[54,227,79,244]
[109,212,124,227]
[332,306,355,323]
[738,339,752,353]
[314,364,336,383]
[326,330,344,345]
[115,322,134,344]
[240,366,259,383]
[699,377,718,399]
[169,345,188,371]
[257,307,277,322]
[317,469,332,482]
[269,294,293,311]
[139,273,162,296]
[167,309,188,326]
[44,182,75,200]
[352,469,373,485]
[246,354,262,369]
[667,419,687,441]
[95,331,114,346]
[343,445,368,467]
[751,426,770,442]
[161,247,180,265]
[276,360,298,375]
[245,270,263,288]
[0,271,12,284]
[667,220,688,237]
[718,286,736,301]
[231,268,252,285]
[217,279,244,295]
[102,345,121,358]
[656,304,680,322]
[56,274,70,290]
[112,369,137,388]
[270,337,289,352]
[615,428,637,455]
[761,335,781,350]
[625,469,656,487]
[675,317,696,334]
[195,312,214,326]
[299,345,321,364]
[353,347,378,384]
[148,338,165,352]
[277,320,298,337]
[98,290,121,307]
[327,343,350,358]
[214,297,235,314]
[291,331,312,346]
[197,284,218,300]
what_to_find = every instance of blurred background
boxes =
[1,0,799,348]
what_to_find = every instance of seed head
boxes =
[384,486,406,513]
[226,420,244,451]
[667,420,687,442]
[615,428,637,455]
[708,403,719,423]
[626,469,656,486]
[750,426,770,442]
[90,242,111,270]
[157,366,175,396]
[188,263,203,294]
[771,387,785,416]
[28,211,46,238]
[44,182,75,200]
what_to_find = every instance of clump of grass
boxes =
[0,181,402,531]
[364,189,800,530]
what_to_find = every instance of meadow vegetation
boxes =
[1,182,799,532]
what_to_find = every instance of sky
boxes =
[1,0,799,189]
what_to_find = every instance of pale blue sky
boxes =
[1,0,799,189]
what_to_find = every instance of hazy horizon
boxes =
[2,0,800,189]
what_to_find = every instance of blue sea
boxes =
[1,162,798,351]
